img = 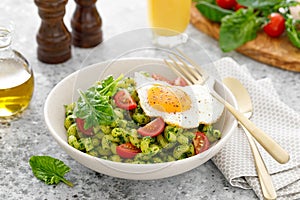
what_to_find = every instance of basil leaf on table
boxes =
[219,8,263,52]
[285,16,300,48]
[29,156,73,187]
[195,1,233,22]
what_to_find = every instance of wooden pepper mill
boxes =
[71,0,103,48]
[35,0,71,64]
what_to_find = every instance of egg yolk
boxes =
[147,85,191,112]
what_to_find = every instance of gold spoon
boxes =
[223,77,277,200]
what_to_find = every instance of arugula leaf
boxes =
[96,75,120,96]
[75,74,123,129]
[219,8,263,52]
[196,1,233,22]
[193,0,215,4]
[285,16,300,48]
[237,0,299,16]
[29,156,73,187]
[237,0,282,8]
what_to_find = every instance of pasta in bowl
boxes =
[44,58,238,180]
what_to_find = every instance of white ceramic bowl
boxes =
[44,58,238,180]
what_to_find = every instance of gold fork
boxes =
[164,50,290,164]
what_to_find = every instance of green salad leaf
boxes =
[237,0,298,9]
[196,1,233,22]
[238,0,299,17]
[285,15,300,48]
[29,156,73,187]
[237,0,282,8]
[219,8,263,52]
[75,74,123,129]
[195,0,300,51]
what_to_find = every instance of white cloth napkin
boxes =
[211,57,300,200]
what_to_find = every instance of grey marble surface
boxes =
[0,0,299,200]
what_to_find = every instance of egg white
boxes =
[134,72,224,129]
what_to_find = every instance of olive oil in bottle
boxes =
[0,26,34,118]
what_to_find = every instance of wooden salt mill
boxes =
[71,0,103,48]
[35,0,71,64]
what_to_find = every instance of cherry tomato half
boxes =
[152,73,173,85]
[216,0,237,10]
[76,118,93,136]
[114,89,137,110]
[173,77,188,86]
[137,117,165,137]
[152,74,188,86]
[193,131,210,154]
[116,143,141,159]
[263,13,285,37]
[234,3,246,11]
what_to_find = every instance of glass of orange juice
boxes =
[148,0,191,47]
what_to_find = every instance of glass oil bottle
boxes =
[0,25,34,118]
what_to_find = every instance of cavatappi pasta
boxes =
[64,75,222,163]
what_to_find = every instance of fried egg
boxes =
[134,72,224,129]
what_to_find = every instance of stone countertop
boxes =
[0,1,299,200]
